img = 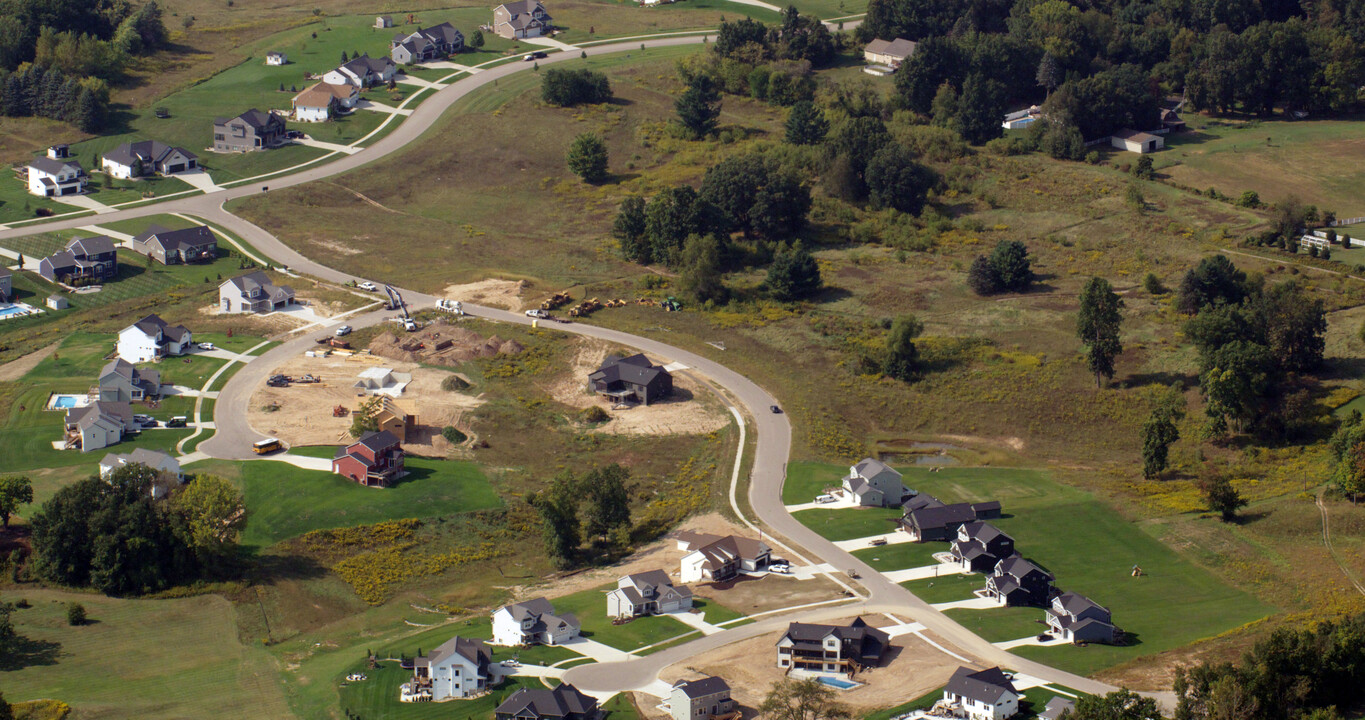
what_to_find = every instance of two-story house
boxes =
[842,457,910,507]
[775,617,889,678]
[65,400,132,452]
[493,0,553,39]
[332,430,405,487]
[412,635,492,701]
[96,358,162,402]
[27,145,87,197]
[950,522,1016,573]
[322,54,397,88]
[587,353,672,406]
[213,109,287,153]
[99,448,183,498]
[491,597,581,646]
[100,140,198,179]
[606,570,693,618]
[898,492,1002,542]
[0,267,12,302]
[942,667,1020,720]
[495,684,598,720]
[219,270,295,314]
[676,532,771,584]
[291,82,359,122]
[985,556,1054,607]
[38,235,118,285]
[669,677,737,720]
[117,313,193,363]
[131,225,218,266]
[391,22,464,64]
[1045,592,1117,644]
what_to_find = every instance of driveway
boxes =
[522,36,580,51]
[51,193,117,214]
[293,137,360,155]
[354,99,413,116]
[175,168,220,193]
[881,563,965,583]
[665,610,724,636]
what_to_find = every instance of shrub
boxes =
[541,68,612,106]
[581,406,610,423]
[440,375,470,391]
[441,426,467,444]
[66,602,86,626]
[1143,272,1165,295]
[1237,190,1261,208]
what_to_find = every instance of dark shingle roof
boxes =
[66,235,115,258]
[944,666,1017,705]
[496,684,597,719]
[134,225,217,255]
[674,676,730,699]
[353,429,401,453]
[904,502,978,531]
[28,156,82,175]
[589,353,669,388]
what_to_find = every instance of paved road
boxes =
[7,30,1128,702]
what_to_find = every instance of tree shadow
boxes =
[606,97,634,108]
[1117,371,1196,390]
[1319,356,1365,382]
[815,286,852,304]
[604,171,641,185]
[246,551,330,584]
[0,633,61,671]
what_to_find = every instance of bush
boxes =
[1143,272,1165,295]
[66,602,86,626]
[541,68,612,106]
[440,375,470,391]
[441,426,467,444]
[1237,190,1262,208]
[581,406,610,423]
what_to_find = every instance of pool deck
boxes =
[0,302,41,321]
[45,393,92,411]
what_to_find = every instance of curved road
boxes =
[3,32,1127,702]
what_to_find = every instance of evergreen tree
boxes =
[967,255,1000,295]
[565,132,608,183]
[1076,277,1125,387]
[883,314,924,381]
[764,242,822,301]
[613,196,648,263]
[865,145,935,215]
[1140,389,1184,479]
[988,239,1032,292]
[784,100,828,145]
[675,76,721,139]
[1036,53,1063,95]
[470,29,485,48]
[582,464,631,540]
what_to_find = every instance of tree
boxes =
[1196,468,1246,521]
[1177,255,1248,314]
[582,464,630,541]
[170,474,246,566]
[350,396,382,437]
[613,196,648,263]
[534,474,581,569]
[1143,273,1165,295]
[865,145,935,215]
[66,601,87,626]
[1199,340,1274,435]
[566,132,608,183]
[1077,277,1125,387]
[1132,155,1155,179]
[643,186,721,266]
[988,240,1032,292]
[0,476,33,527]
[764,242,822,301]
[1069,689,1163,720]
[541,68,611,106]
[784,100,828,145]
[1336,441,1365,501]
[676,76,721,139]
[699,154,810,238]
[1036,53,1063,95]
[470,29,484,48]
[883,314,924,381]
[340,50,348,62]
[967,255,1001,295]
[759,678,851,720]
[1141,388,1185,479]
[678,234,727,304]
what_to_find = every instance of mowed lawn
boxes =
[195,455,504,547]
[851,540,945,570]
[549,584,698,651]
[790,462,1276,675]
[790,506,902,541]
[1,589,291,718]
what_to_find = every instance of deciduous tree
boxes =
[1077,277,1124,387]
[759,678,851,720]
[0,476,33,528]
[883,314,924,381]
[566,132,608,183]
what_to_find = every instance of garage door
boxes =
[167,163,184,173]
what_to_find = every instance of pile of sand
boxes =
[367,326,524,367]
[440,278,527,311]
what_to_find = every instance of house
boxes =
[376,397,418,442]
[64,401,132,452]
[950,522,1015,573]
[495,684,598,720]
[46,295,68,310]
[219,270,295,313]
[899,501,999,542]
[292,82,360,123]
[332,430,406,487]
[96,358,162,402]
[606,570,693,618]
[213,109,287,153]
[27,146,87,197]
[323,54,397,88]
[669,677,737,720]
[863,38,917,68]
[354,367,412,397]
[117,313,192,363]
[100,140,199,179]
[391,22,464,64]
[1111,129,1164,153]
[491,597,581,646]
[493,0,553,39]
[677,532,772,583]
[131,225,217,266]
[942,667,1020,720]
[842,457,910,507]
[0,267,10,302]
[587,353,673,406]
[376,15,394,28]
[1002,106,1041,130]
[775,617,889,678]
[98,448,183,498]
[1038,697,1076,720]
[38,235,117,285]
[985,556,1054,607]
[266,51,287,65]
[412,635,492,701]
[1045,592,1117,644]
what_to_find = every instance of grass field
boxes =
[549,584,697,651]
[850,540,946,570]
[0,588,292,718]
[193,455,504,547]
[944,605,1050,643]
[791,506,903,541]
[901,574,982,603]
[783,461,847,504]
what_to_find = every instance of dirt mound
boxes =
[498,339,524,354]
[368,323,524,367]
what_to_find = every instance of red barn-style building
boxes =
[332,430,405,487]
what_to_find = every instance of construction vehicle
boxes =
[328,337,351,349]
[333,405,349,417]
[661,297,682,311]
[569,298,602,317]
[435,298,464,315]
[604,298,627,308]
[295,374,321,384]
[385,284,418,331]
[541,292,572,311]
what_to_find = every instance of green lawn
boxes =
[0,177,88,225]
[690,597,747,625]
[901,574,982,604]
[851,540,946,571]
[783,460,845,504]
[548,585,697,651]
[0,589,292,717]
[944,605,1049,643]
[790,506,902,541]
[195,455,504,547]
[151,354,230,388]
[8,247,251,315]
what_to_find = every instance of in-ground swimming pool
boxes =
[816,677,861,690]
[0,303,36,319]
[46,394,91,411]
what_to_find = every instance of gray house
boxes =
[412,635,492,701]
[495,684,598,720]
[842,457,910,507]
[606,570,692,618]
[985,556,1054,607]
[65,401,132,452]
[100,140,198,179]
[0,266,11,302]
[391,22,464,64]
[213,109,286,153]
[588,353,672,406]
[219,270,295,314]
[132,225,218,265]
[97,358,162,402]
[950,522,1015,573]
[493,0,552,39]
[38,235,118,284]
[1045,592,1117,644]
[669,677,737,720]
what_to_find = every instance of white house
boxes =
[863,38,917,68]
[412,636,492,701]
[100,448,182,481]
[292,83,359,122]
[676,532,771,584]
[27,145,86,197]
[1111,129,1164,153]
[842,457,909,507]
[117,313,192,363]
[266,51,287,65]
[491,597,581,646]
[322,55,396,88]
[219,270,295,314]
[606,570,693,618]
[669,677,737,720]
[100,140,199,179]
[942,667,1020,720]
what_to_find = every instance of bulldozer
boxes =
[541,292,572,311]
[333,405,349,417]
[569,297,603,317]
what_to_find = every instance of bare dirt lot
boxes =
[367,326,523,367]
[544,338,733,436]
[441,278,528,311]
[246,352,483,452]
[655,617,963,717]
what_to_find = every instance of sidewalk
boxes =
[355,99,413,117]
[882,563,965,583]
[293,137,361,155]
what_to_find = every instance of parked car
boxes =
[769,564,791,574]
[167,416,188,428]
[501,659,522,667]
[358,281,378,291]
[814,494,836,504]
[770,405,783,414]
[197,342,216,350]
[287,130,304,139]
[868,537,888,547]
[132,414,155,426]
[335,325,353,336]
[523,51,547,61]
[525,308,549,319]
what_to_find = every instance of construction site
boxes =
[365,324,525,367]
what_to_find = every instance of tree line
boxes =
[531,464,633,569]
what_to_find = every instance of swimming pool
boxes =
[816,677,861,690]
[46,394,91,411]
[0,302,40,320]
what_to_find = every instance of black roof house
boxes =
[495,684,599,720]
[587,353,673,406]
[943,666,1019,709]
[951,521,1016,573]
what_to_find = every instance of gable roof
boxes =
[589,353,668,388]
[904,502,978,531]
[495,684,597,719]
[67,400,132,431]
[418,635,490,670]
[673,677,730,699]
[100,448,179,472]
[864,37,917,58]
[852,457,899,482]
[1039,696,1076,720]
[945,667,1018,705]
[293,84,339,110]
[224,270,293,301]
[995,555,1052,582]
[353,429,401,453]
[66,235,115,258]
[959,521,1009,544]
[134,225,217,255]
[217,109,281,129]
[1113,128,1161,142]
[779,617,889,660]
[103,140,197,168]
[28,156,82,175]
[690,534,770,569]
[1054,591,1108,618]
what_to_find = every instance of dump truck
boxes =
[541,292,572,310]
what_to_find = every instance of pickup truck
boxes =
[358,281,378,291]
[525,308,549,319]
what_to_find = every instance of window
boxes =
[215,134,225,141]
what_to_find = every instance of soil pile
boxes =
[367,324,525,367]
